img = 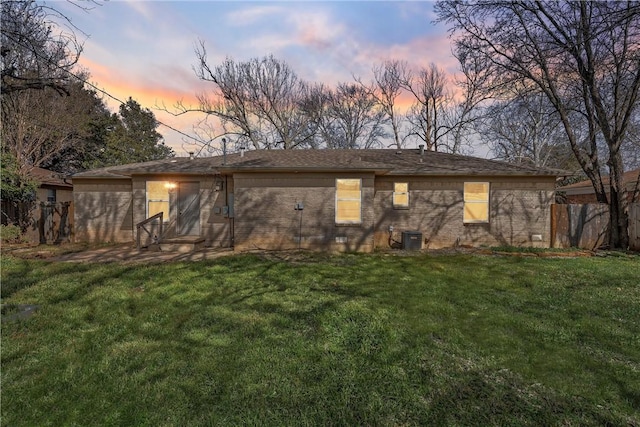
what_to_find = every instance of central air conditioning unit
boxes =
[401,231,423,250]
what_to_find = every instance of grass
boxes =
[2,251,639,426]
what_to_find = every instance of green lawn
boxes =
[2,251,639,426]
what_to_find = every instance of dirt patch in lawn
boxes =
[2,242,235,264]
[1,242,97,259]
[1,304,39,322]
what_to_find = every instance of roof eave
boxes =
[72,173,132,179]
[217,166,389,174]
[384,170,560,177]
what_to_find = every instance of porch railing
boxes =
[136,212,163,249]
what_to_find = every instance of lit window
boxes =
[146,181,170,221]
[336,179,361,224]
[393,182,409,208]
[464,182,489,223]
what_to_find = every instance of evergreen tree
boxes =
[97,98,174,166]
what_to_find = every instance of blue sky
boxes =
[53,1,457,154]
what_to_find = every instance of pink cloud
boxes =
[227,6,283,25]
[77,57,209,153]
[72,3,463,154]
[352,33,459,76]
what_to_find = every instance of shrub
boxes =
[0,224,23,243]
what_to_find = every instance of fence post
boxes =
[56,202,70,243]
[630,203,640,251]
[550,204,557,248]
[39,202,46,244]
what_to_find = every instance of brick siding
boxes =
[74,173,556,251]
[73,179,134,243]
[373,176,555,249]
[233,172,376,252]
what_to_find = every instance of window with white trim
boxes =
[146,181,170,221]
[463,182,489,223]
[336,179,362,224]
[393,182,409,208]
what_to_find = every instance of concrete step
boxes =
[158,236,206,253]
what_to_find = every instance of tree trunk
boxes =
[584,168,608,204]
[608,151,630,249]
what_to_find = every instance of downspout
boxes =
[225,174,233,248]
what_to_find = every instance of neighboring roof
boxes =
[72,149,566,179]
[558,168,640,194]
[28,167,73,189]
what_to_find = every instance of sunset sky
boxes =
[54,1,460,155]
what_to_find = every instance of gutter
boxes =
[215,166,389,174]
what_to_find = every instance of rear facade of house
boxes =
[72,149,558,252]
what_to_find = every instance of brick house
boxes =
[557,168,640,204]
[72,149,561,251]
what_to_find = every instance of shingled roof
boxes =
[558,168,640,193]
[29,167,73,188]
[73,149,565,178]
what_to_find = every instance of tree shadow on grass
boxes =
[1,259,143,305]
[1,259,98,300]
[424,368,630,426]
[1,259,43,299]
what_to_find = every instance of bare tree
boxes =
[193,44,315,150]
[442,48,495,154]
[0,0,94,95]
[402,58,487,154]
[437,0,640,248]
[621,110,640,170]
[403,63,448,151]
[479,92,576,169]
[305,83,387,149]
[358,60,408,149]
[296,83,330,148]
[1,0,108,175]
[193,53,258,150]
[1,77,102,175]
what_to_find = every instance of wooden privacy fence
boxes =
[1,200,73,243]
[38,201,73,244]
[630,203,640,251]
[551,203,640,250]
